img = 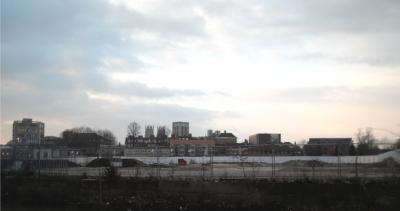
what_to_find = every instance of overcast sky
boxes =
[1,0,400,144]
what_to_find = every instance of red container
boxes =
[178,159,187,165]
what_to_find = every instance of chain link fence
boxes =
[10,142,396,180]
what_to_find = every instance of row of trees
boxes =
[59,126,117,147]
[355,128,380,155]
[61,126,116,141]
[127,122,171,139]
[52,121,172,147]
[355,127,400,154]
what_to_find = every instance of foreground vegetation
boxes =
[2,169,400,211]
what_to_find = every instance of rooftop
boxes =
[308,138,352,144]
[217,132,236,138]
[170,139,215,145]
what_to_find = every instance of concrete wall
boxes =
[120,149,400,165]
[66,156,97,166]
[67,149,400,166]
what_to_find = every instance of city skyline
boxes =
[2,0,400,144]
[2,117,399,145]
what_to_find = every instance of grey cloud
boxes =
[288,52,329,61]
[1,84,95,119]
[1,81,214,143]
[272,85,400,107]
[218,111,241,119]
[211,0,400,34]
[1,0,211,143]
[296,0,400,34]
[2,0,399,142]
[274,86,350,103]
[7,1,204,70]
[353,86,400,106]
[198,0,400,67]
[336,56,400,67]
[96,81,205,99]
[2,0,126,95]
[114,6,206,40]
[1,0,208,104]
[289,52,400,67]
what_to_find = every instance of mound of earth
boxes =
[122,159,145,167]
[87,158,110,167]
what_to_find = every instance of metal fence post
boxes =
[210,146,214,179]
[337,154,341,177]
[271,148,275,179]
[355,154,358,178]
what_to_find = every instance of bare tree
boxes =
[71,126,96,133]
[127,122,141,137]
[156,126,170,140]
[356,127,378,155]
[156,126,166,138]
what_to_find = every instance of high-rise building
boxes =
[13,118,45,144]
[207,129,213,137]
[249,133,281,145]
[172,122,189,138]
[144,125,154,138]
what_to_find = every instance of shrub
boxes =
[104,166,120,183]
